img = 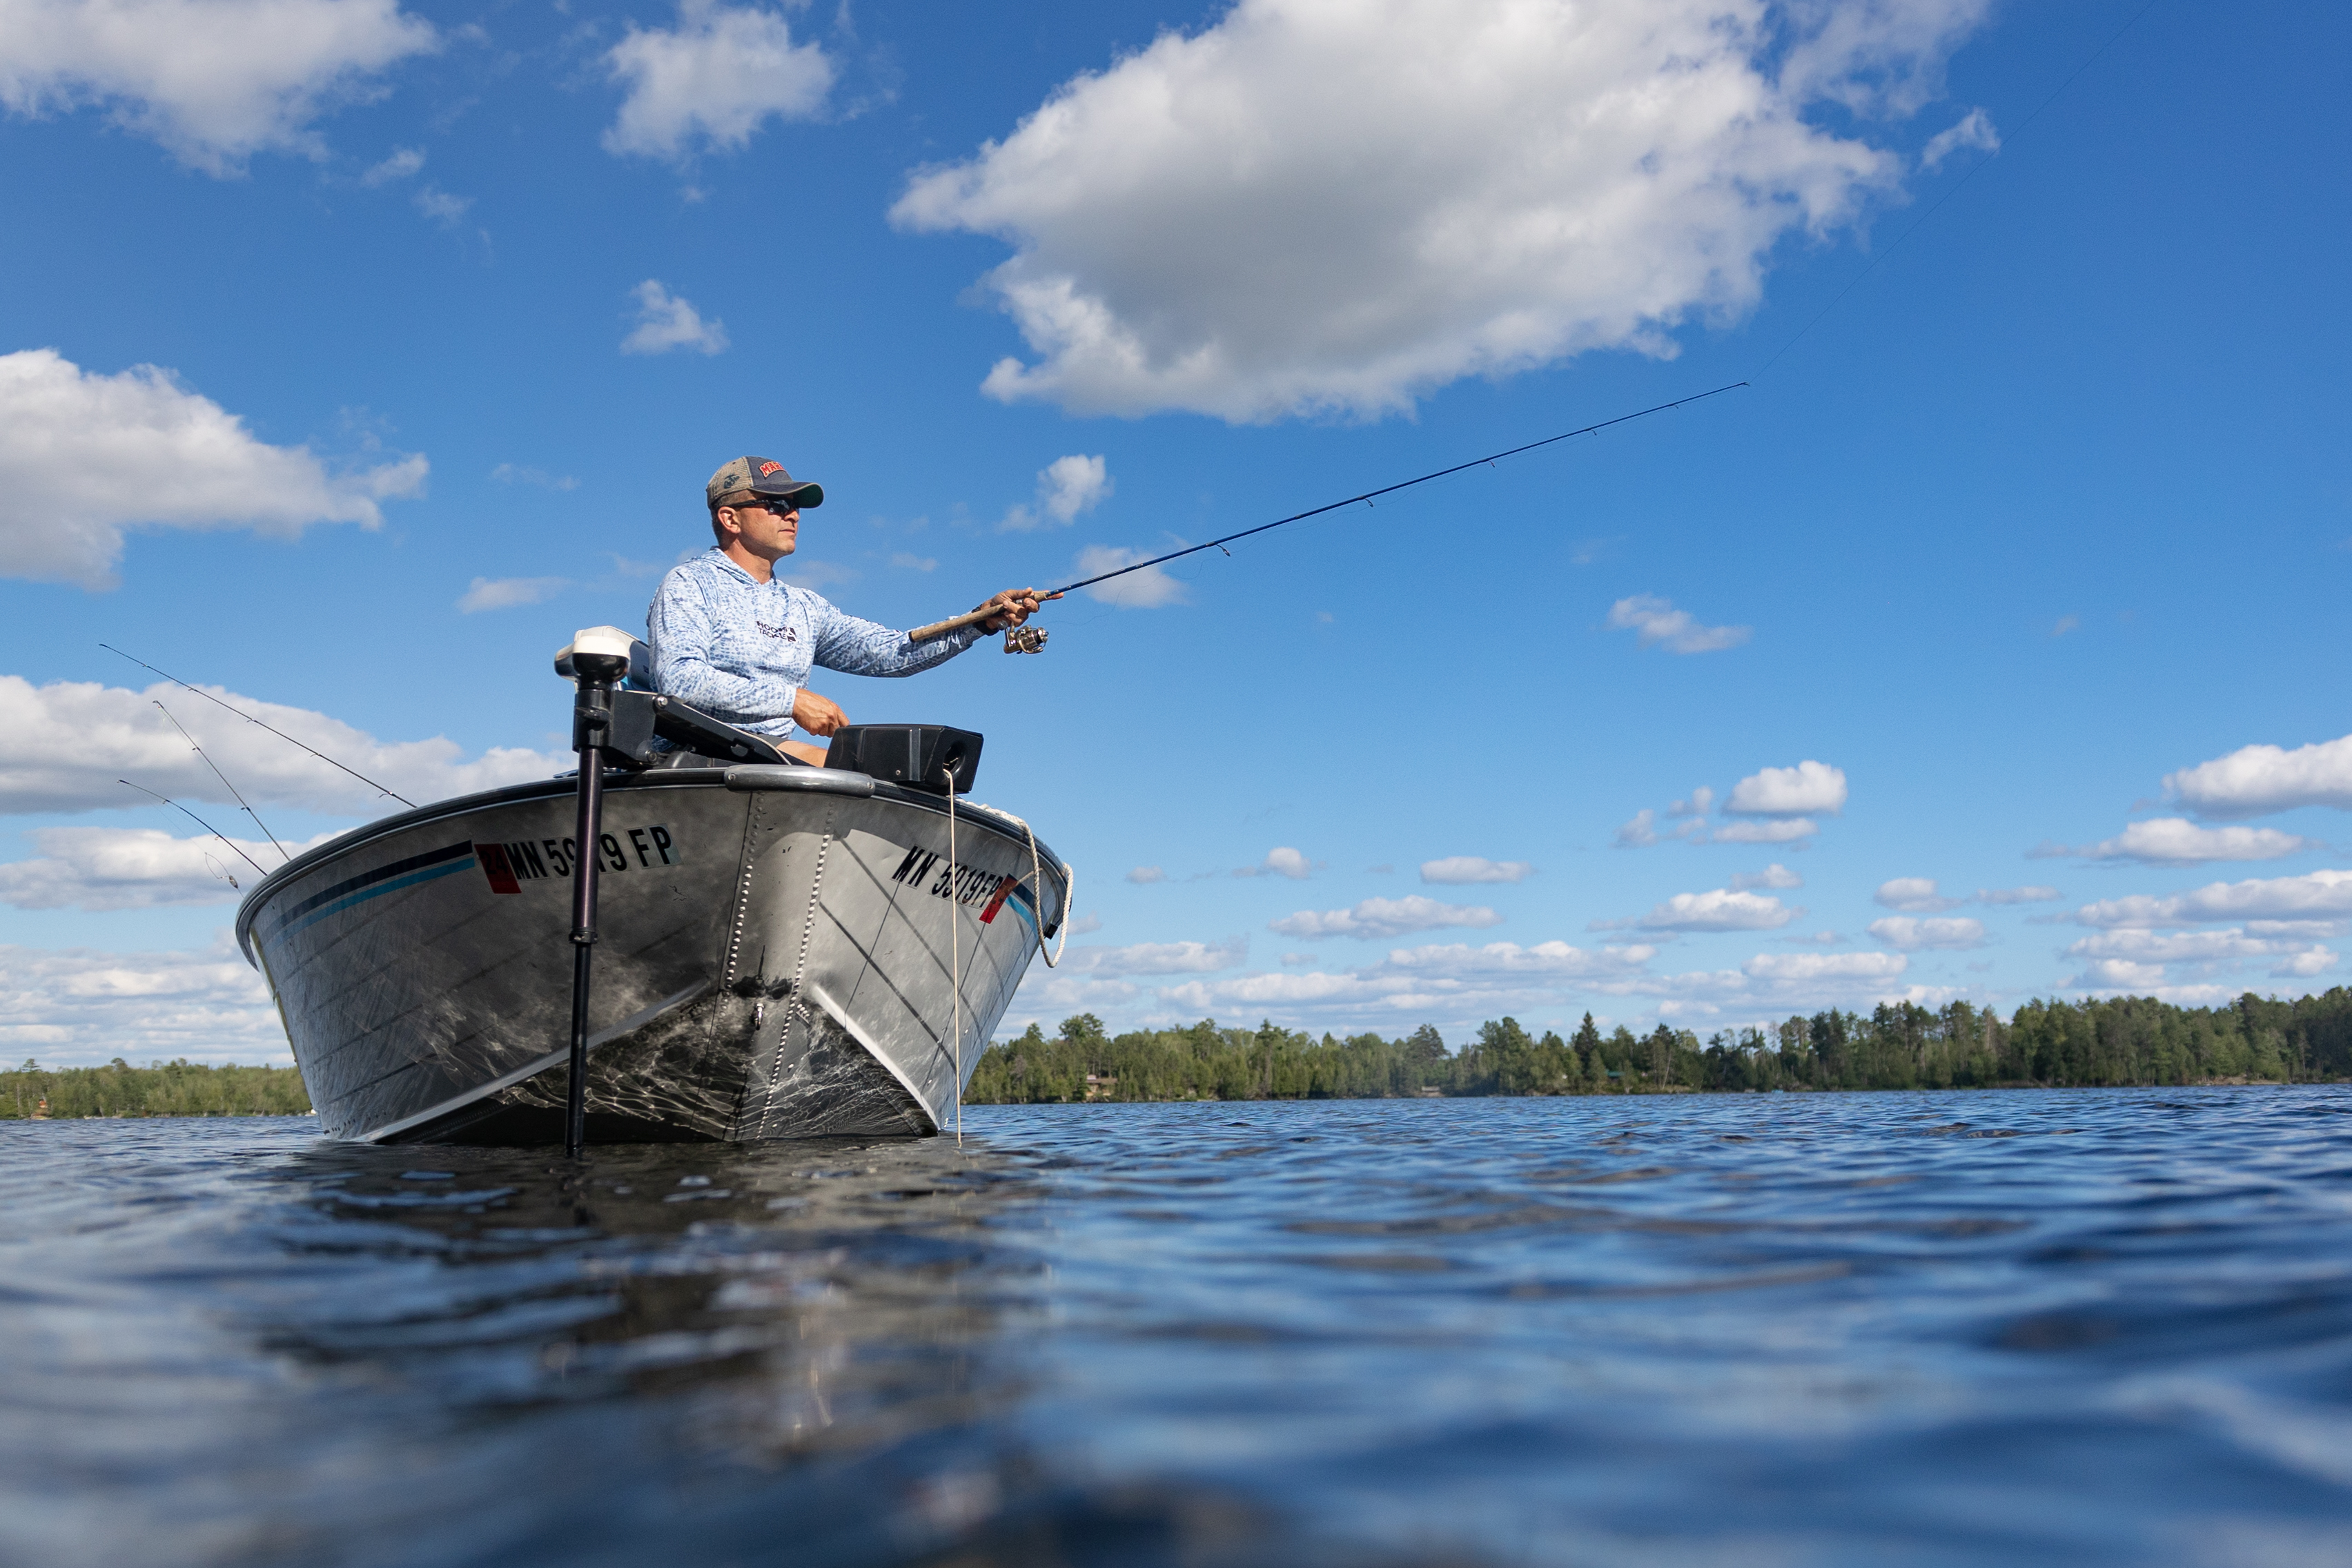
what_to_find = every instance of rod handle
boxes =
[908,591,1064,645]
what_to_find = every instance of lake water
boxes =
[4,1090,2351,1567]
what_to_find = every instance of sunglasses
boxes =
[730,497,801,514]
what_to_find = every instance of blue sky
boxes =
[3,0,2349,1066]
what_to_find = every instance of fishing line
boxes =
[117,779,268,876]
[1754,0,2162,379]
[153,700,288,861]
[99,645,416,809]
[1045,382,1749,598]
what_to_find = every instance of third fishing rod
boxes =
[910,380,1749,647]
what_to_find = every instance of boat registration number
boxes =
[474,827,678,894]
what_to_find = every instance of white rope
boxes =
[975,805,1074,970]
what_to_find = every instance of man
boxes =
[648,456,1045,767]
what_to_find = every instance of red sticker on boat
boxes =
[474,843,522,895]
[979,876,1017,923]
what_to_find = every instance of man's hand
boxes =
[977,587,1061,632]
[792,688,847,736]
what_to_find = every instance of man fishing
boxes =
[647,456,1046,767]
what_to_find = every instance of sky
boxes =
[3,0,2349,1068]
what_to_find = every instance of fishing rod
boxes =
[153,700,288,861]
[908,380,1748,647]
[117,779,268,879]
[99,644,416,809]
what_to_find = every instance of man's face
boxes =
[723,498,800,560]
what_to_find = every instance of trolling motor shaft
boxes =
[559,627,636,1158]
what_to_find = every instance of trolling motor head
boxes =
[559,625,636,685]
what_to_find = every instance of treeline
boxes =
[967,989,2352,1103]
[3,1059,313,1119]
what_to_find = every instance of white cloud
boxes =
[2272,949,2338,979]
[1607,595,1752,655]
[1668,785,1714,819]
[0,349,427,589]
[1270,895,1503,941]
[1868,915,1985,951]
[2078,818,2315,865]
[1612,808,1662,848]
[892,0,1985,421]
[0,0,437,173]
[1710,818,1817,845]
[1375,940,1656,981]
[2166,732,2352,819]
[1125,865,1166,885]
[2066,928,2324,966]
[1742,950,1908,983]
[622,280,729,356]
[411,184,469,227]
[2074,958,2165,991]
[602,0,832,160]
[1002,453,1112,531]
[1729,863,1801,891]
[360,144,423,184]
[1066,937,1246,977]
[1725,760,1847,817]
[1874,876,1960,912]
[0,933,282,1066]
[0,675,569,816]
[1072,545,1186,608]
[0,826,337,911]
[457,576,569,613]
[1420,856,1531,885]
[1635,888,1798,933]
[1920,106,1998,171]
[2074,870,2352,930]
[1979,885,2061,905]
[1235,846,1313,881]
[890,551,937,572]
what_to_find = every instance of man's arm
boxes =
[810,605,983,678]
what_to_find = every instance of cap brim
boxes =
[753,480,823,509]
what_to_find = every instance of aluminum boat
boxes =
[232,638,1071,1146]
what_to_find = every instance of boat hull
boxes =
[233,766,1069,1144]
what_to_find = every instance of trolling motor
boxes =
[558,625,636,1159]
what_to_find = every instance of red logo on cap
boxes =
[758,461,783,477]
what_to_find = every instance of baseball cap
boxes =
[707,455,825,509]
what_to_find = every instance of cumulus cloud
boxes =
[456,576,569,613]
[1635,888,1799,933]
[1066,937,1247,977]
[2065,928,2331,967]
[1729,863,1802,891]
[1234,847,1313,881]
[1979,885,2061,905]
[1420,856,1531,885]
[892,0,1985,421]
[491,463,577,491]
[0,0,436,173]
[2073,870,2352,930]
[2077,818,2316,865]
[1002,454,1112,531]
[1919,106,1998,171]
[411,184,470,227]
[1072,544,1186,608]
[1607,596,1752,655]
[1375,940,1656,981]
[0,675,568,816]
[602,0,834,160]
[1874,876,1960,912]
[2073,958,2165,992]
[622,280,729,355]
[1270,895,1503,941]
[1868,915,1985,951]
[1725,760,1847,817]
[0,826,338,911]
[1742,950,1908,983]
[1612,808,1664,849]
[2166,732,2352,820]
[0,933,282,1066]
[0,349,426,589]
[1125,865,1166,885]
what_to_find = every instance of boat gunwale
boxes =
[232,765,1070,967]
